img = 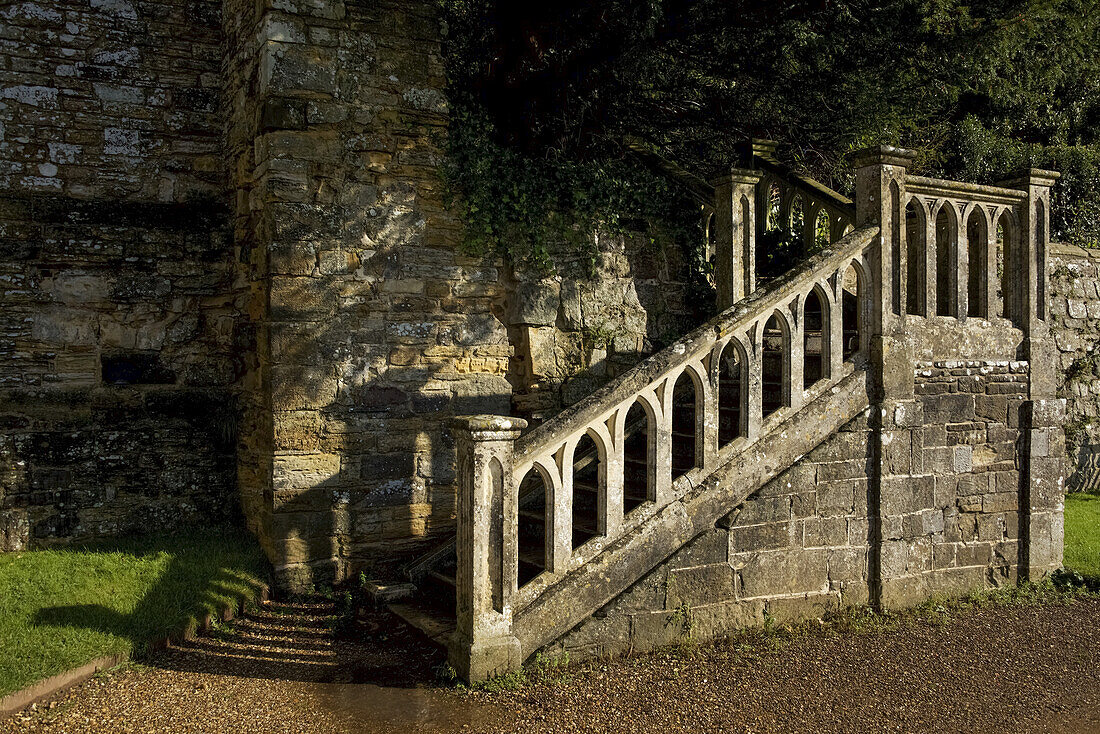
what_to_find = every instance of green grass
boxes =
[0,529,268,697]
[1065,493,1100,580]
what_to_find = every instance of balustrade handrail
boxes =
[906,175,1027,207]
[515,223,879,463]
[750,150,855,221]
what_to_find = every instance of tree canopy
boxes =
[439,0,1100,261]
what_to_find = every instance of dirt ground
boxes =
[3,595,1099,734]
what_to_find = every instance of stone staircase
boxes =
[395,143,1063,682]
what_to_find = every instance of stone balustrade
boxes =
[448,144,1061,682]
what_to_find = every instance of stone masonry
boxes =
[0,0,239,550]
[1049,242,1100,492]
[0,0,1085,639]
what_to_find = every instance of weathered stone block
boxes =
[734,549,829,598]
[665,564,737,608]
[729,521,789,552]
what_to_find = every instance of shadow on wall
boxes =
[262,249,516,591]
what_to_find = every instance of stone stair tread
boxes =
[388,600,455,649]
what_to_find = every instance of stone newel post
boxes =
[449,415,527,683]
[712,168,763,309]
[1001,169,1064,580]
[852,146,924,610]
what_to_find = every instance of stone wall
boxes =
[223,0,514,589]
[0,0,239,550]
[547,358,1037,660]
[1049,242,1100,492]
[509,231,702,421]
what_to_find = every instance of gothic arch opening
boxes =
[761,313,788,419]
[671,371,700,480]
[803,288,827,389]
[718,340,745,447]
[517,466,549,587]
[842,263,863,361]
[935,204,957,317]
[906,197,926,316]
[571,433,601,549]
[966,208,988,318]
[622,401,652,514]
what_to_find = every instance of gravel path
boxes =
[3,596,1099,733]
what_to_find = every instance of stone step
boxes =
[388,600,455,650]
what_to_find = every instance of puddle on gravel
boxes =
[314,681,498,733]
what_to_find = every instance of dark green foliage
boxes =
[440,0,1100,257]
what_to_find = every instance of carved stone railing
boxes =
[447,144,1060,682]
[450,220,879,680]
[711,139,857,309]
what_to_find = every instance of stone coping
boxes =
[1050,241,1100,260]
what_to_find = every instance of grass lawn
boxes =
[1064,493,1100,580]
[0,529,268,697]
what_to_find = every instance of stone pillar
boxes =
[788,302,804,412]
[1001,169,1064,580]
[711,169,763,309]
[851,145,922,610]
[745,324,764,440]
[851,145,915,333]
[955,202,970,322]
[1019,400,1067,580]
[449,415,527,683]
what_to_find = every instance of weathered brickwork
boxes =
[1049,243,1100,492]
[543,411,875,661]
[901,361,1032,594]
[0,0,224,200]
[0,0,239,550]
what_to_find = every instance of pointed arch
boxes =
[803,285,830,389]
[890,180,902,316]
[842,260,866,361]
[717,337,747,447]
[997,208,1018,323]
[966,206,990,318]
[622,399,654,514]
[905,195,927,316]
[517,462,556,587]
[814,208,831,249]
[570,431,602,549]
[935,200,960,317]
[1036,198,1047,320]
[671,369,702,481]
[761,310,790,419]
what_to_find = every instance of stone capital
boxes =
[850,145,917,170]
[999,169,1061,190]
[452,415,528,442]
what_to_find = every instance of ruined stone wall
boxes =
[0,0,240,550]
[548,358,1035,660]
[224,0,514,589]
[509,231,702,421]
[1049,243,1100,493]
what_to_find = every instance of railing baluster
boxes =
[956,200,970,322]
[548,453,570,574]
[788,300,804,411]
[746,325,764,439]
[700,362,718,471]
[603,417,624,537]
[653,384,673,505]
[829,273,845,378]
